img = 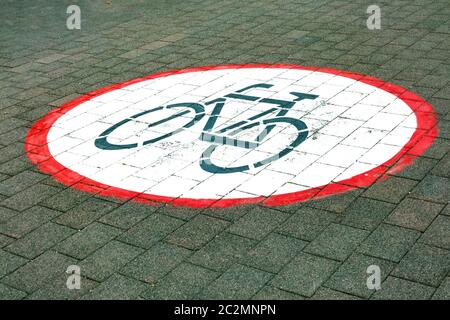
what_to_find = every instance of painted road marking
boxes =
[25,65,438,208]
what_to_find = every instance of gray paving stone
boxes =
[0,234,14,248]
[54,198,119,229]
[56,222,122,260]
[5,222,76,259]
[0,206,18,224]
[188,232,255,272]
[0,283,27,300]
[166,214,229,250]
[227,207,290,240]
[40,188,92,212]
[341,197,396,231]
[431,153,450,178]
[392,243,449,287]
[2,251,76,293]
[310,287,361,300]
[141,262,218,299]
[242,233,307,273]
[432,277,450,300]
[277,207,338,241]
[363,176,418,204]
[26,274,98,300]
[200,264,272,300]
[119,213,184,249]
[271,253,339,297]
[410,175,450,203]
[391,156,438,180]
[0,205,62,238]
[385,197,444,231]
[99,202,159,229]
[121,242,191,283]
[0,170,46,196]
[81,274,147,300]
[357,224,421,262]
[308,188,363,213]
[371,277,435,300]
[80,241,144,281]
[0,249,27,278]
[419,215,450,250]
[325,253,395,299]
[1,184,60,212]
[252,286,305,300]
[304,223,369,261]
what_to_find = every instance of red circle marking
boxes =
[25,64,439,208]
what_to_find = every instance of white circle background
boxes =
[47,68,417,199]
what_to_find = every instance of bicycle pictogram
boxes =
[94,83,318,174]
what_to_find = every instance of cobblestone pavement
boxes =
[0,0,449,300]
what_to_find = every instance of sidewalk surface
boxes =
[0,0,449,300]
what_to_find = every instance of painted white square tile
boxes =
[358,143,402,165]
[319,117,363,138]
[363,112,406,131]
[341,127,388,149]
[291,162,345,187]
[237,169,293,197]
[148,175,199,198]
[319,144,367,168]
[340,104,383,121]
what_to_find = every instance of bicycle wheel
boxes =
[95,102,205,150]
[199,117,308,174]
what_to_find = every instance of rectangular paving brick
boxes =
[363,176,418,204]
[80,240,144,281]
[6,222,75,259]
[271,252,339,297]
[99,202,158,229]
[341,197,396,231]
[121,242,191,283]
[252,286,305,300]
[0,170,46,196]
[371,276,435,300]
[0,206,18,224]
[81,274,147,300]
[166,214,229,250]
[0,205,62,238]
[227,207,290,240]
[54,198,119,229]
[0,283,27,300]
[26,274,99,300]
[277,207,338,241]
[1,184,60,212]
[432,277,450,300]
[119,213,184,249]
[385,197,444,231]
[419,215,450,250]
[199,264,272,300]
[141,262,218,299]
[392,243,450,287]
[0,249,27,278]
[357,223,421,262]
[2,251,76,293]
[56,222,122,260]
[241,233,307,273]
[325,253,395,298]
[310,287,361,300]
[410,175,450,203]
[304,223,369,261]
[40,188,92,212]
